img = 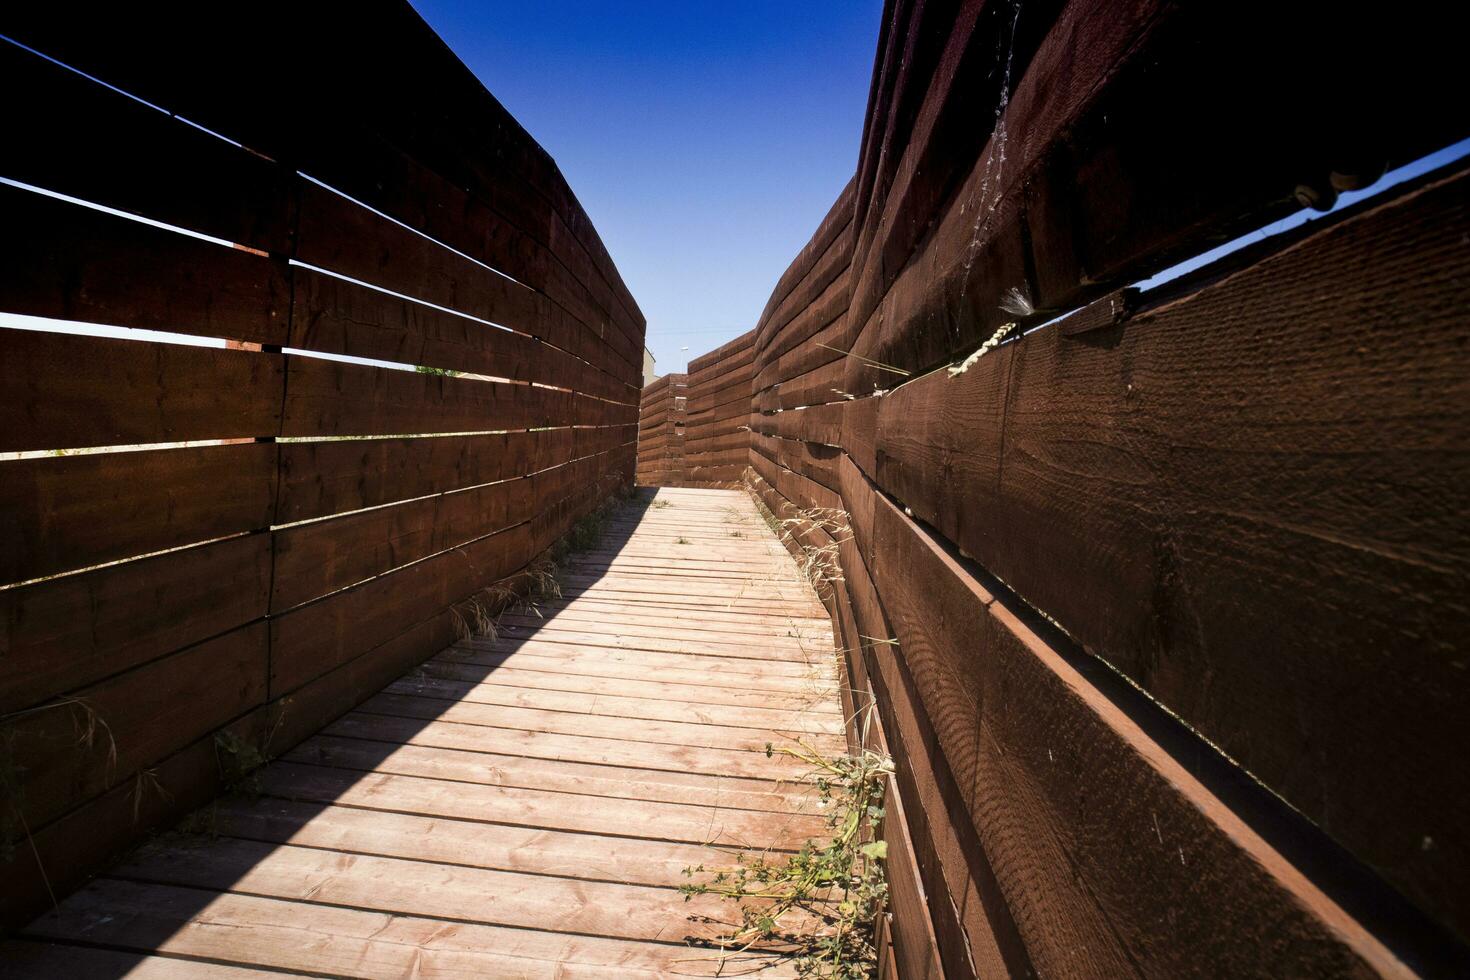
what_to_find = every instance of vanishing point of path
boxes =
[3,488,843,978]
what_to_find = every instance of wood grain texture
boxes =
[0,535,270,715]
[279,355,629,439]
[870,165,1470,935]
[0,185,289,349]
[2,624,267,835]
[11,489,843,978]
[0,328,284,452]
[0,443,277,586]
[290,268,635,403]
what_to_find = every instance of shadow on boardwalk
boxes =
[4,487,843,978]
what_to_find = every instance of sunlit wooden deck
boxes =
[5,488,843,978]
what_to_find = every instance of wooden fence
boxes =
[642,1,1470,975]
[635,372,687,484]
[682,330,757,485]
[637,331,756,488]
[1,3,641,926]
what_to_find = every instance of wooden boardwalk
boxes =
[5,488,843,978]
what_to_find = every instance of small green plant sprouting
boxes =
[676,536,691,545]
[213,729,269,800]
[681,740,894,978]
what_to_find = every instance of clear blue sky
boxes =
[409,1,883,376]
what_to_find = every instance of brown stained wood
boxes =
[194,798,745,888]
[845,1,1467,392]
[23,880,789,978]
[636,371,689,485]
[4,1,644,369]
[989,166,1470,933]
[0,535,270,715]
[0,442,276,586]
[0,329,284,453]
[269,523,532,695]
[844,0,1057,365]
[291,269,635,403]
[270,477,533,611]
[754,185,856,352]
[1,624,267,838]
[10,489,833,965]
[753,401,846,448]
[289,132,644,381]
[0,735,232,932]
[358,690,841,756]
[758,230,854,364]
[874,343,1010,556]
[279,354,628,439]
[867,478,1422,976]
[0,185,289,349]
[296,181,544,341]
[753,278,853,391]
[837,463,1022,978]
[0,43,294,254]
[277,430,544,522]
[287,735,823,811]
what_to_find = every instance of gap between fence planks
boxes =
[8,488,846,977]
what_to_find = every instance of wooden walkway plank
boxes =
[14,487,840,977]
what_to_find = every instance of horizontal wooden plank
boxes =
[833,461,1022,978]
[270,476,533,611]
[279,355,629,439]
[2,624,266,834]
[0,942,278,978]
[21,879,782,978]
[864,480,1413,976]
[289,132,644,382]
[3,2,646,339]
[0,328,283,452]
[845,0,1467,390]
[0,534,270,715]
[873,164,1470,935]
[754,180,855,345]
[203,796,744,887]
[295,182,547,345]
[385,672,838,736]
[290,269,635,403]
[269,522,533,695]
[0,43,293,253]
[0,184,288,348]
[278,430,542,523]
[0,443,276,586]
[0,733,233,928]
[358,689,837,755]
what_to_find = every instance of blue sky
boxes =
[408,1,884,376]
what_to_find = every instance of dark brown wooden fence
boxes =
[637,332,755,488]
[682,330,757,485]
[635,372,687,485]
[1,3,641,926]
[641,1,1470,975]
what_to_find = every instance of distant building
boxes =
[643,346,657,387]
